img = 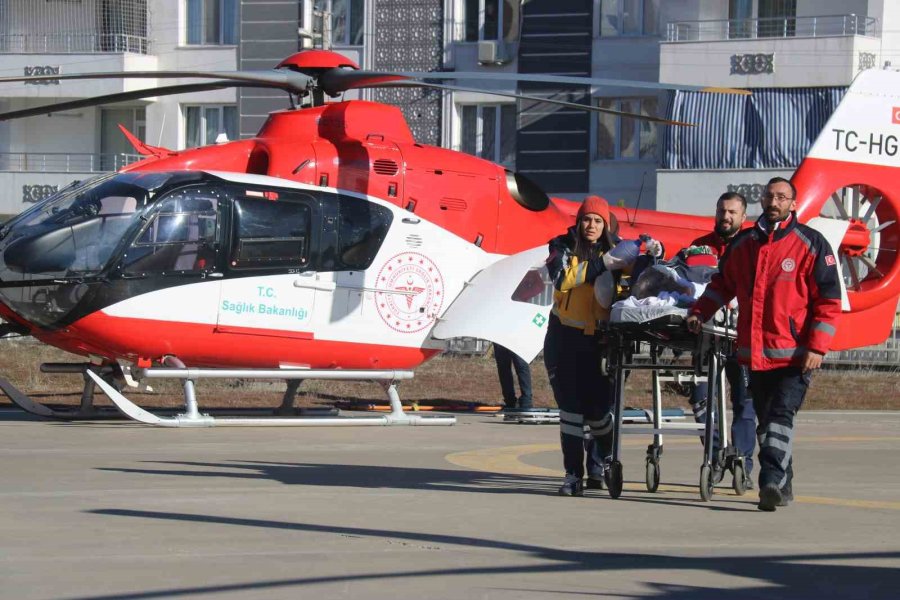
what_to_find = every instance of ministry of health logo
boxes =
[375,252,445,333]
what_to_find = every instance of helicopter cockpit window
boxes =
[231,195,311,269]
[122,188,219,275]
[338,196,393,270]
[0,173,161,280]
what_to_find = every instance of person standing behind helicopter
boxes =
[544,196,659,496]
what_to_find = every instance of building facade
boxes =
[1,0,898,219]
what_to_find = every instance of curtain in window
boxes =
[663,87,846,169]
[186,0,202,44]
[185,106,202,148]
[223,0,237,44]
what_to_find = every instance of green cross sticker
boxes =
[532,313,547,328]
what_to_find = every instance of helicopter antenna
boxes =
[631,170,648,227]
[157,111,166,147]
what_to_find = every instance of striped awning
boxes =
[663,87,846,169]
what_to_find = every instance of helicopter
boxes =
[0,50,895,426]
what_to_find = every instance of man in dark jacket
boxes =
[688,191,756,489]
[686,177,841,511]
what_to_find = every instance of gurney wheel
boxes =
[699,465,714,501]
[607,461,624,499]
[645,458,660,493]
[732,462,747,496]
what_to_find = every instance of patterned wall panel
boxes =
[372,0,443,146]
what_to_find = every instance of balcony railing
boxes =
[666,14,878,43]
[0,153,143,173]
[0,33,150,55]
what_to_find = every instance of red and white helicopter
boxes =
[0,50,896,426]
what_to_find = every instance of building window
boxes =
[185,0,238,45]
[331,0,364,46]
[184,105,238,148]
[460,104,517,166]
[599,0,659,36]
[464,0,521,42]
[595,98,658,161]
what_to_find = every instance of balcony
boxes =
[0,153,142,173]
[665,14,878,43]
[661,14,881,89]
[0,33,150,55]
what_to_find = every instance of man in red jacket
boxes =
[686,177,842,511]
[688,192,756,490]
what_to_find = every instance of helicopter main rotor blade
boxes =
[0,81,286,122]
[319,68,750,97]
[0,70,315,93]
[369,81,696,127]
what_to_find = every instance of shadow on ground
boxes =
[82,507,899,600]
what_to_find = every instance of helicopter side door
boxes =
[216,187,324,339]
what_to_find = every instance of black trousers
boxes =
[749,367,811,490]
[544,314,614,479]
[493,344,533,408]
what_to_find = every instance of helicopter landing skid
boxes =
[0,373,123,420]
[85,368,457,427]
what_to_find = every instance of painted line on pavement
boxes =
[446,438,900,510]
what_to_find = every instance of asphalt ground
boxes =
[0,408,898,599]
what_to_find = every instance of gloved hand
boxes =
[644,237,664,258]
[602,239,641,270]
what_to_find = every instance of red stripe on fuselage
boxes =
[41,311,438,369]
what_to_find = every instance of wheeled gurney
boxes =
[600,303,744,500]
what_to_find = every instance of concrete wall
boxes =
[0,172,89,217]
[661,35,879,88]
[656,168,793,217]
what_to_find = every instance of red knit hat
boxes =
[577,195,610,225]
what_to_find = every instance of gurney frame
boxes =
[602,312,745,500]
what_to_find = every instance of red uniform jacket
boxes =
[690,213,842,371]
[690,231,731,259]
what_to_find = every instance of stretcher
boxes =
[600,303,745,501]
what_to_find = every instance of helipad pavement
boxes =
[0,408,898,599]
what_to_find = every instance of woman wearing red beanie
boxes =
[544,195,641,496]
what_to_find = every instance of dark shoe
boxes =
[779,483,793,506]
[558,479,584,497]
[758,484,783,512]
[585,477,606,490]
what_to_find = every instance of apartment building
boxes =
[0,0,238,216]
[2,1,898,219]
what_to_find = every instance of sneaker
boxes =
[743,475,755,490]
[757,483,783,512]
[558,479,584,497]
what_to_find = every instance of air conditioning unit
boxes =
[477,40,509,66]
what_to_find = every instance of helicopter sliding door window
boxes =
[595,98,658,161]
[184,0,238,45]
[184,105,238,147]
[460,104,516,167]
[599,0,659,36]
[337,196,393,270]
[123,188,220,275]
[463,0,521,42]
[231,194,312,269]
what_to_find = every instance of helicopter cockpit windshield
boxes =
[0,172,177,281]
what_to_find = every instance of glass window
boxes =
[595,97,658,161]
[231,195,312,269]
[184,105,238,148]
[338,197,393,269]
[464,0,519,42]
[124,187,220,274]
[332,0,364,45]
[600,0,658,36]
[185,0,238,45]
[460,104,517,167]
